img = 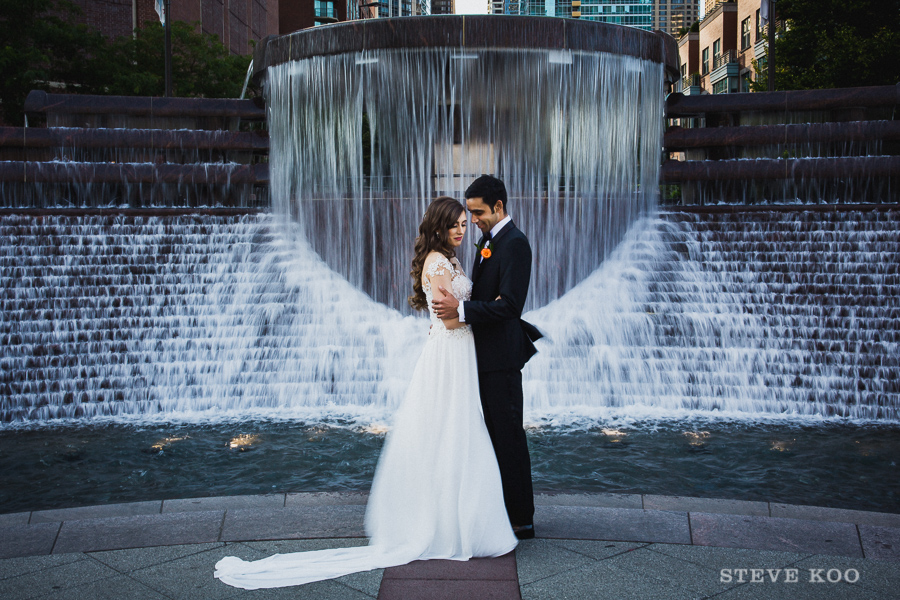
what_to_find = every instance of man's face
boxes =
[466,197,504,235]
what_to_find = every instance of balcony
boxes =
[710,49,739,85]
[674,74,703,96]
[712,49,736,70]
[754,38,768,60]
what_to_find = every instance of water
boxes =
[1,210,898,421]
[1,419,897,515]
[266,47,664,312]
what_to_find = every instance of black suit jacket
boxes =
[464,220,540,373]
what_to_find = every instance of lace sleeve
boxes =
[424,255,453,280]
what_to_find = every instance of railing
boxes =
[713,49,736,70]
[4,91,270,209]
[674,74,702,94]
[661,84,900,205]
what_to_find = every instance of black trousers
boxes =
[478,369,535,526]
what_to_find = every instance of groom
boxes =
[433,175,540,540]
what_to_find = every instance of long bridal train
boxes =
[215,255,517,589]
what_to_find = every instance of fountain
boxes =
[261,15,672,312]
[0,16,896,427]
[1,16,899,517]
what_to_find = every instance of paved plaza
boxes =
[1,493,898,599]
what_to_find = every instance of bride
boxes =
[215,197,517,589]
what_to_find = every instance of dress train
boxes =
[214,255,516,589]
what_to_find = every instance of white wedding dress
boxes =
[215,254,517,589]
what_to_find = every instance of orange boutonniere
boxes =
[476,239,493,260]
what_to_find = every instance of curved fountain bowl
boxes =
[258,16,678,313]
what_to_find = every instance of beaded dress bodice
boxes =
[423,255,472,339]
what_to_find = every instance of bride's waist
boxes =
[428,324,473,339]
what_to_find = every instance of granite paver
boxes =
[689,512,864,557]
[0,513,31,527]
[770,503,900,528]
[30,501,164,524]
[0,523,61,560]
[858,524,900,562]
[644,494,769,516]
[0,494,897,600]
[536,505,692,544]
[52,511,224,554]
[163,495,285,513]
[221,506,366,542]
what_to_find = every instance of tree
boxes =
[105,22,251,99]
[0,0,111,125]
[0,0,252,125]
[770,0,900,90]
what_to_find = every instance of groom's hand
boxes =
[432,286,459,319]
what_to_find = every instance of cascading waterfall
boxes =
[526,211,899,421]
[265,47,664,313]
[1,209,898,422]
[1,16,896,424]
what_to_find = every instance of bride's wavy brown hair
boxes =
[409,196,466,311]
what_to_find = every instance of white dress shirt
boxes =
[458,215,511,323]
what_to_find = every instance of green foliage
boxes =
[0,0,111,124]
[773,0,900,90]
[749,57,767,92]
[105,22,251,98]
[0,0,252,125]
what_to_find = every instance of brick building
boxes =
[67,0,279,55]
[281,0,347,31]
[677,0,765,94]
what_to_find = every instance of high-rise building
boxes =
[430,0,456,14]
[659,0,701,36]
[490,0,543,15]
[704,0,722,15]
[490,1,700,37]
[351,0,424,19]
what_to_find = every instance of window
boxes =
[315,0,335,19]
[702,47,709,75]
[755,9,762,42]
[713,38,721,59]
[713,79,727,94]
[741,17,751,50]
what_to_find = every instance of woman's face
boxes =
[447,211,467,248]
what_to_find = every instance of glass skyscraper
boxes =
[491,0,699,36]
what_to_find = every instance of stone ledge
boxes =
[0,523,61,560]
[771,503,900,528]
[52,511,224,554]
[536,506,691,545]
[644,494,769,516]
[30,501,164,524]
[162,494,285,513]
[220,505,366,542]
[690,512,864,558]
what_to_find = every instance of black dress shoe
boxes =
[513,524,535,540]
